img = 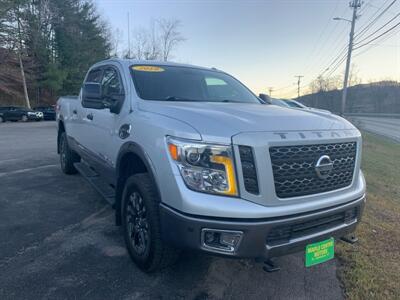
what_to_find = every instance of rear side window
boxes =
[86,68,103,83]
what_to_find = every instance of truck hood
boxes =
[138,101,355,143]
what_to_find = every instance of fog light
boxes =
[220,232,242,248]
[201,229,243,254]
[205,231,216,244]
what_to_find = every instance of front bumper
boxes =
[160,195,365,259]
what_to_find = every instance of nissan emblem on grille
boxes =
[269,142,357,198]
[315,155,334,180]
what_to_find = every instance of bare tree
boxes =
[157,18,185,61]
[129,28,155,60]
[122,18,185,61]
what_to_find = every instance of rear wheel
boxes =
[122,174,179,272]
[59,132,80,174]
[21,115,28,122]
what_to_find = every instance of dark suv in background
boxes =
[0,106,43,122]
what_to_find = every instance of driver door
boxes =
[86,66,125,181]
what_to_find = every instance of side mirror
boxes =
[259,93,272,104]
[82,83,102,101]
[82,82,123,114]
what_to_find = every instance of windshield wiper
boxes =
[164,96,205,102]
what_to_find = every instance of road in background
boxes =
[349,117,400,143]
[0,122,344,299]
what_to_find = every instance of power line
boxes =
[355,0,398,38]
[354,20,400,49]
[320,45,348,76]
[353,26,400,58]
[355,11,400,45]
[325,52,348,78]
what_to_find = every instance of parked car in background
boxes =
[0,106,43,122]
[270,98,292,108]
[261,96,332,114]
[34,106,56,120]
[285,100,332,114]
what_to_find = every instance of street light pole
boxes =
[340,0,361,116]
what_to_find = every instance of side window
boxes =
[205,77,241,100]
[101,68,123,97]
[86,68,103,83]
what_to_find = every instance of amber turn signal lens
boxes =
[168,143,179,161]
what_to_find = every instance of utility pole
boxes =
[294,75,304,98]
[341,0,361,116]
[268,87,274,97]
[127,12,131,58]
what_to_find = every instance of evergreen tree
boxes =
[0,0,111,105]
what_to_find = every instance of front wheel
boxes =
[122,174,179,272]
[0,116,4,123]
[59,132,80,174]
[21,115,28,122]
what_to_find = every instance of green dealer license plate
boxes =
[305,238,334,267]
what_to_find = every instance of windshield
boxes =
[131,65,260,103]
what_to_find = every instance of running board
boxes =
[74,162,115,206]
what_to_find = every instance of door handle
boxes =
[87,113,93,120]
[72,109,77,114]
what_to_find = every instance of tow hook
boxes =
[340,234,358,244]
[263,259,281,273]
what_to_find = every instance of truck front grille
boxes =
[269,142,357,198]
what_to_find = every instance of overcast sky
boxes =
[95,0,400,97]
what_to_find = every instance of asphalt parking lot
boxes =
[0,121,344,300]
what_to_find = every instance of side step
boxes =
[74,162,115,206]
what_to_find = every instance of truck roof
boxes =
[92,58,219,72]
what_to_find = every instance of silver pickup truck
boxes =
[57,59,366,272]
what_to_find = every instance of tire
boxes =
[0,116,3,123]
[122,174,179,272]
[21,115,28,122]
[59,132,80,174]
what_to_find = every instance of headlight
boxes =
[27,112,35,116]
[167,137,238,196]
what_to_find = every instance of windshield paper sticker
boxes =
[132,65,165,72]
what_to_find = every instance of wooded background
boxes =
[0,0,184,108]
[0,0,112,108]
